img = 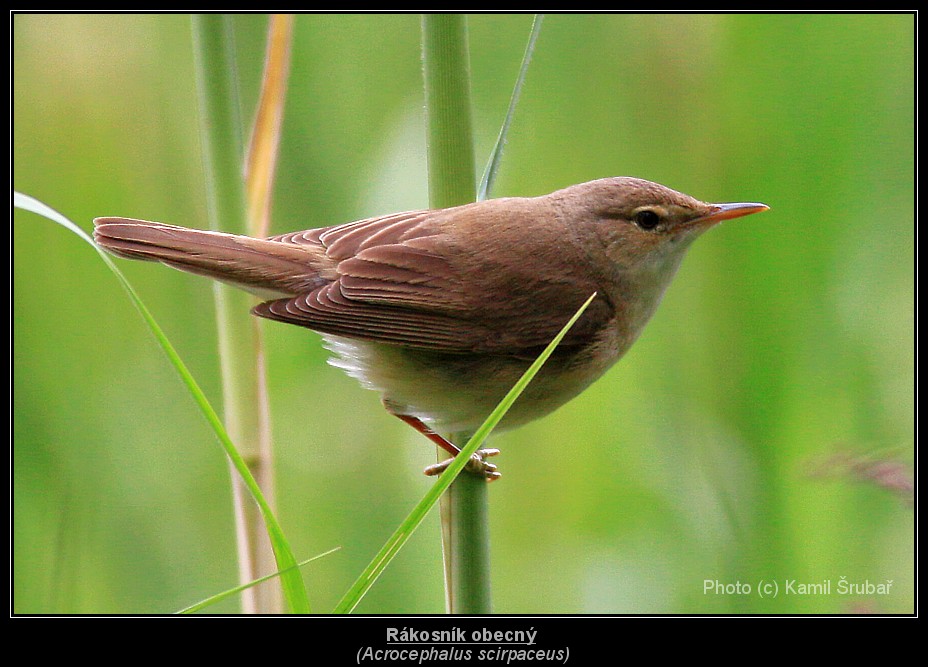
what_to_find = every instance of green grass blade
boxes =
[177,546,340,614]
[15,192,98,248]
[333,291,597,614]
[477,14,544,202]
[14,192,312,614]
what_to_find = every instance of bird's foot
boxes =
[391,412,502,481]
[424,448,502,481]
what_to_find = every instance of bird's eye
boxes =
[633,209,661,230]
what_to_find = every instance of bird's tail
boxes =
[93,217,325,297]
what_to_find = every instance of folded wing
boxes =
[255,207,608,354]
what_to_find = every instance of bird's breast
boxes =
[320,319,627,434]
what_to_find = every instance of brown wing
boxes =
[254,205,609,354]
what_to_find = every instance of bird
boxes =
[93,177,768,480]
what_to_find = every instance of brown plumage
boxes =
[94,177,768,478]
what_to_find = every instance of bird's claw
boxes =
[423,448,502,481]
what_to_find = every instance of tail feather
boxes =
[93,217,326,296]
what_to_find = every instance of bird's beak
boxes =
[688,201,770,228]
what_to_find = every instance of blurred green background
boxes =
[13,13,914,614]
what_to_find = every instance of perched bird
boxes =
[94,177,767,480]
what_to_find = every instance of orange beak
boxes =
[688,201,770,228]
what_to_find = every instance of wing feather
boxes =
[253,205,608,354]
[254,284,475,350]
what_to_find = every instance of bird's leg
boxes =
[393,413,501,481]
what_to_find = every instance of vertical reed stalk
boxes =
[191,14,280,614]
[439,431,492,614]
[421,14,492,614]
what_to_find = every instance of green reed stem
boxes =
[191,14,297,614]
[421,13,491,614]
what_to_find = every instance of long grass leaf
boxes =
[333,291,597,613]
[14,193,311,614]
[177,546,340,614]
[478,14,543,201]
